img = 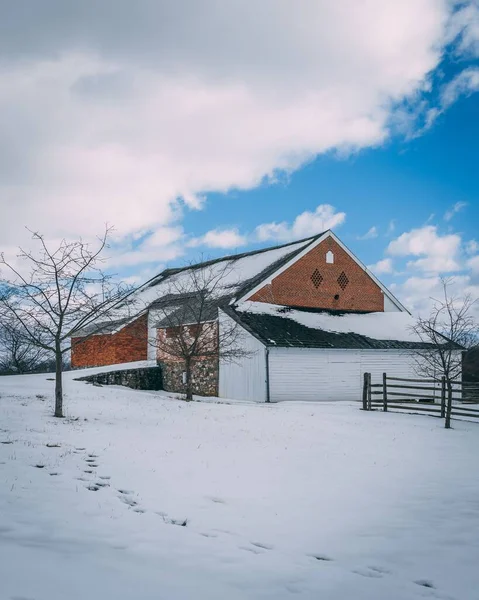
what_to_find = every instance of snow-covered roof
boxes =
[230,302,436,349]
[74,235,320,337]
[240,302,419,341]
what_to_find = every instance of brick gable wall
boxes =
[247,237,384,312]
[71,314,148,368]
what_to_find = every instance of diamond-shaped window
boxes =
[337,271,349,290]
[311,269,323,288]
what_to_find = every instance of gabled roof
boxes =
[225,303,456,350]
[73,234,323,337]
[74,230,410,338]
[115,233,323,316]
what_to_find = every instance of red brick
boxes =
[247,237,384,312]
[71,315,148,368]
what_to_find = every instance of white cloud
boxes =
[0,1,457,261]
[188,228,247,249]
[255,204,345,243]
[357,226,378,240]
[108,226,185,267]
[387,225,461,273]
[424,67,479,129]
[386,220,396,236]
[444,201,468,221]
[447,1,479,58]
[367,258,393,275]
[392,274,479,317]
[441,68,479,108]
[466,240,479,255]
[467,255,479,274]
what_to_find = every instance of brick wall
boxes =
[248,237,384,312]
[71,314,148,368]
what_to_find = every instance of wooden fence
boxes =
[362,372,479,427]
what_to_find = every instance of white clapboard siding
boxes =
[360,350,421,390]
[268,348,456,403]
[218,312,266,402]
[269,348,361,402]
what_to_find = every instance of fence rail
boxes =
[362,372,479,428]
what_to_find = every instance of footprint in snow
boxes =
[239,545,264,554]
[84,470,93,474]
[414,580,435,589]
[352,567,384,579]
[119,494,138,507]
[87,484,101,492]
[99,475,111,480]
[49,472,60,476]
[163,517,187,527]
[251,541,273,550]
[311,554,333,562]
[1,441,14,445]
[369,566,391,575]
[208,496,226,504]
[118,489,134,495]
[95,481,109,487]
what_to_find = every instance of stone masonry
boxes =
[159,357,218,397]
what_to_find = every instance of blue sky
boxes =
[183,89,479,264]
[0,1,478,314]
[153,70,479,314]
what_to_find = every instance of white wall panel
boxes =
[268,348,456,403]
[269,348,361,402]
[218,313,266,402]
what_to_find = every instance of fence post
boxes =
[367,373,372,411]
[362,372,369,410]
[440,376,446,419]
[383,372,387,412]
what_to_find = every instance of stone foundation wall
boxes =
[160,358,218,396]
[75,366,162,391]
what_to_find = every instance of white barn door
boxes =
[269,348,361,402]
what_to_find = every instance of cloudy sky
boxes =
[1,1,478,314]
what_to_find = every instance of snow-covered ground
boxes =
[1,370,478,600]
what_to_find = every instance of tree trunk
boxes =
[445,380,453,429]
[54,341,64,418]
[185,358,193,402]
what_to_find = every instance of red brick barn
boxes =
[71,230,435,401]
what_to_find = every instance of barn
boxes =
[71,230,445,402]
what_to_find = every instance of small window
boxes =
[326,251,334,264]
[337,271,349,290]
[311,269,323,288]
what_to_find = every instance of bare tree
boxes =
[0,318,49,374]
[0,227,129,417]
[411,278,478,428]
[150,261,251,401]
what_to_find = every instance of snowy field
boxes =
[1,369,479,600]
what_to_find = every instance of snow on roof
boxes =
[238,302,421,343]
[120,237,316,313]
[74,237,318,337]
